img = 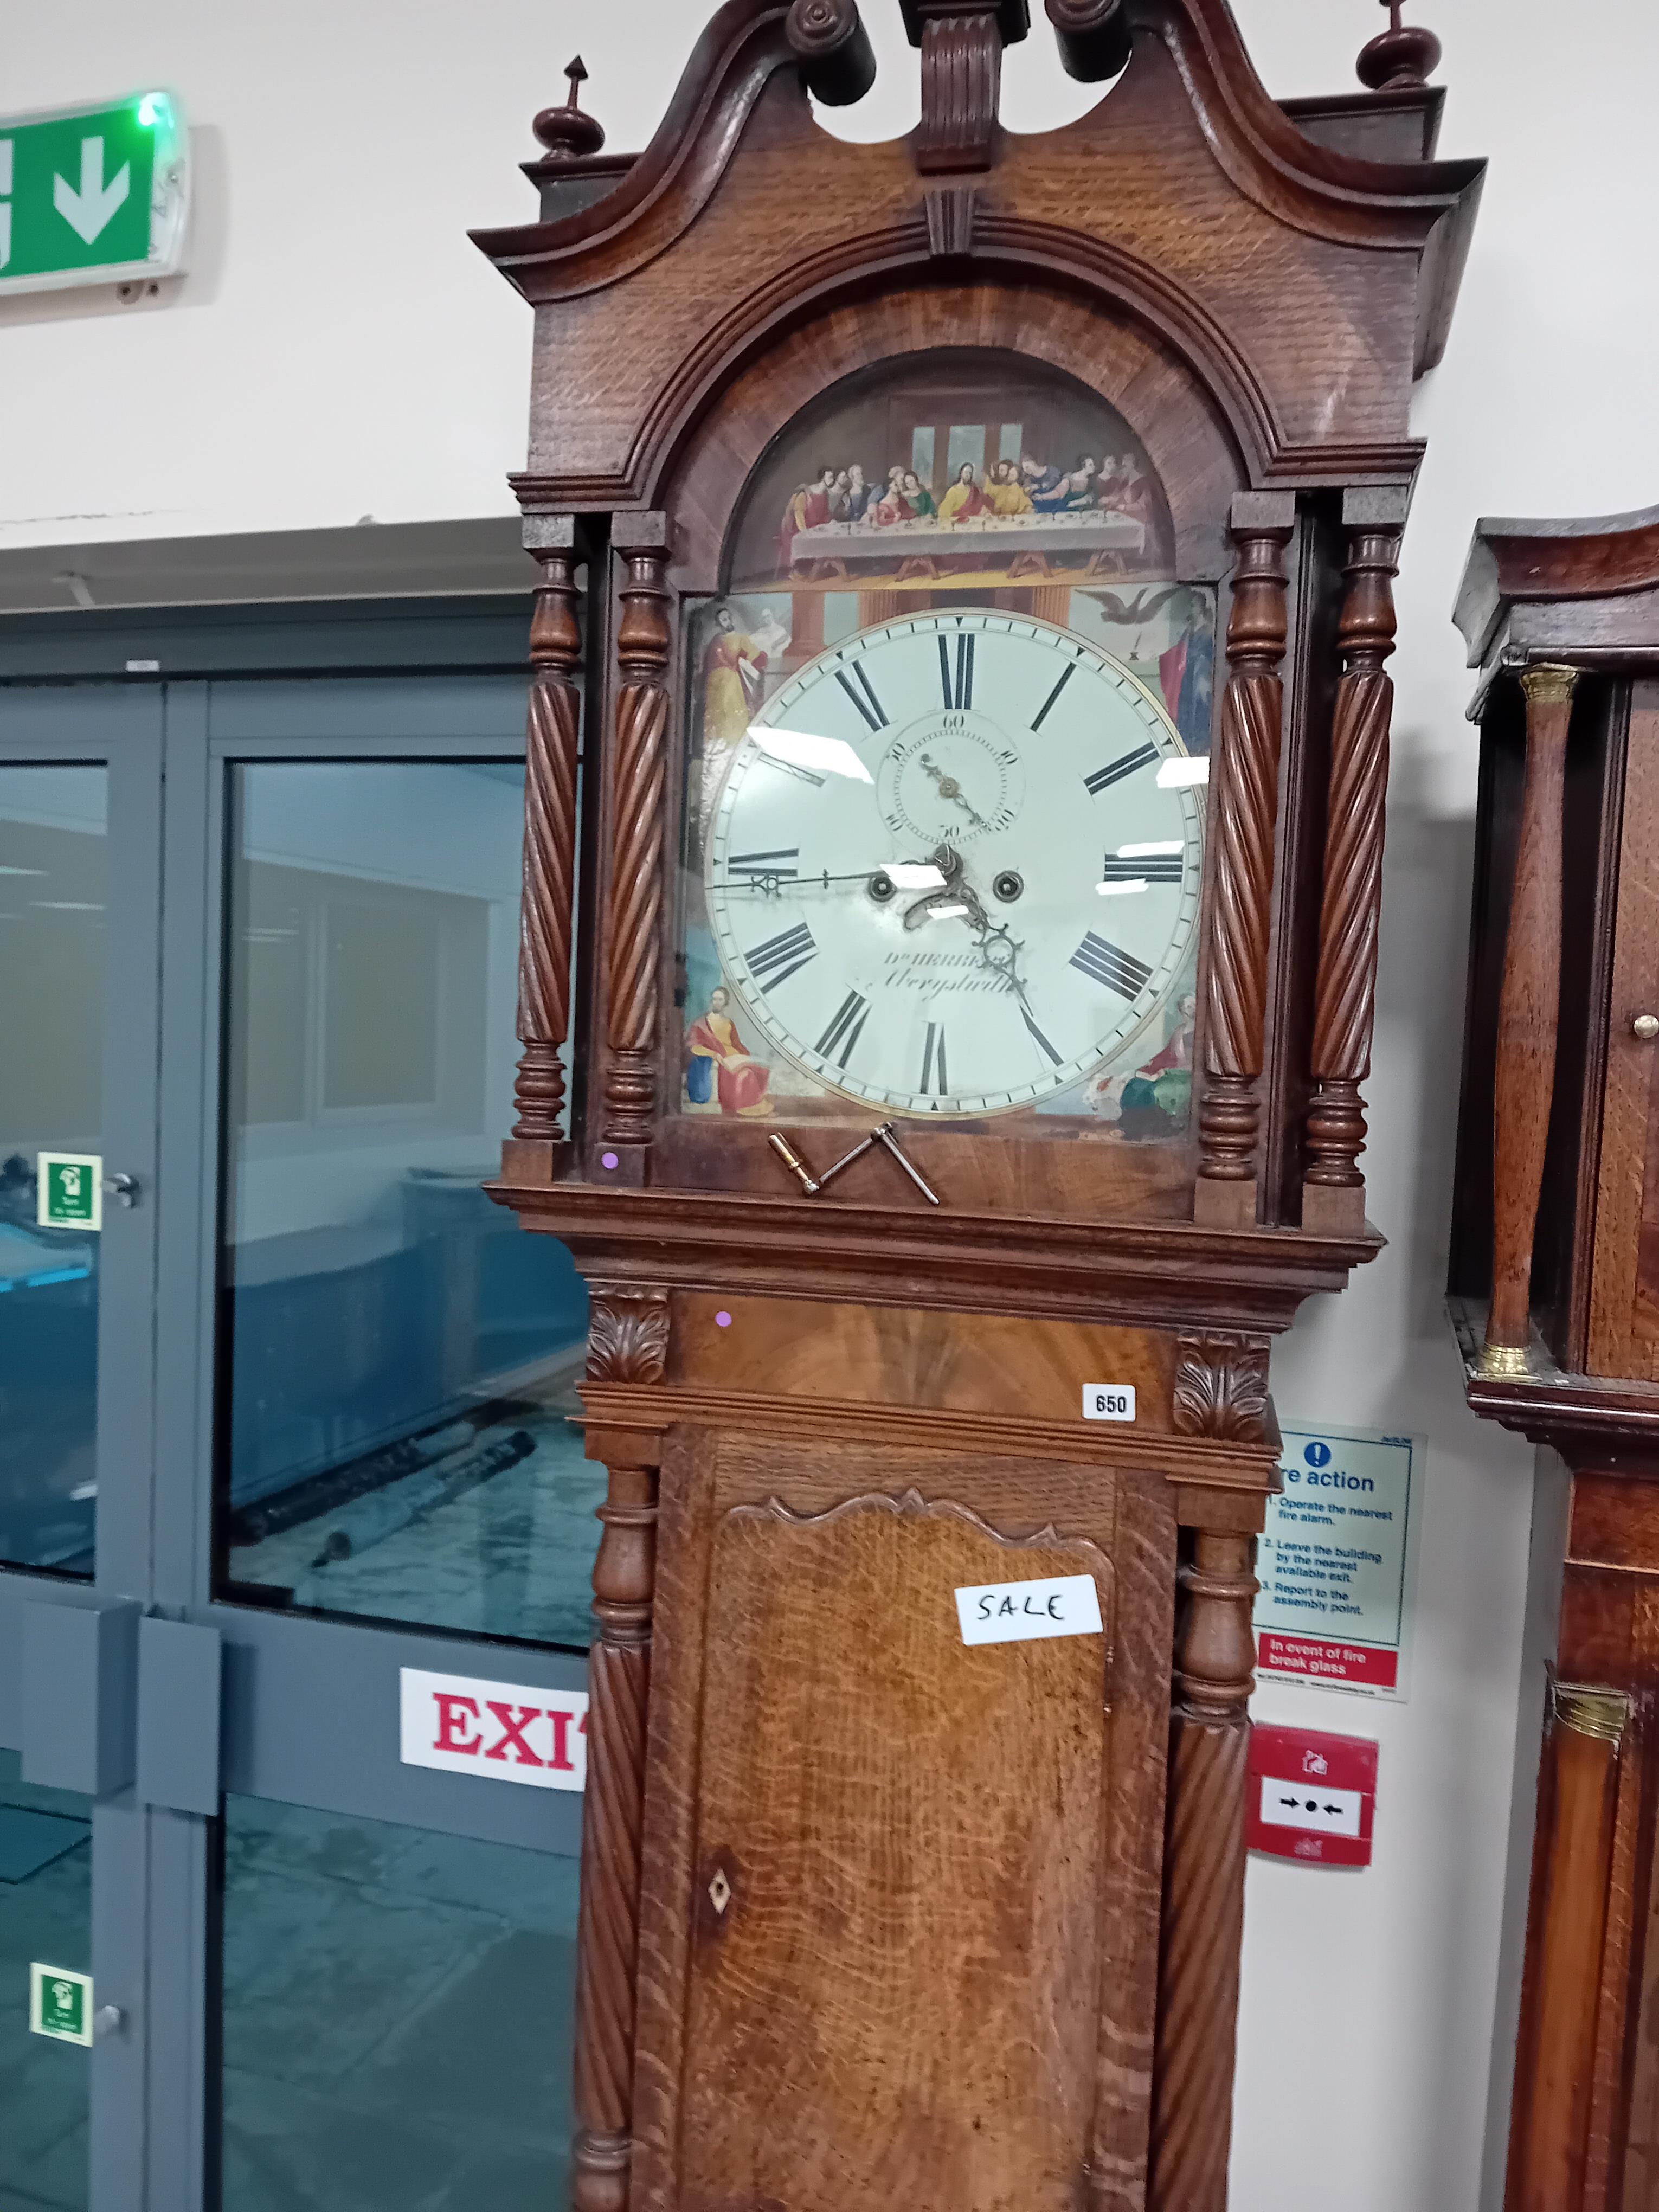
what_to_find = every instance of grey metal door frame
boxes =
[0,681,167,2212]
[2,642,590,2212]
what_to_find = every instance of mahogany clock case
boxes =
[468,5,1486,2210]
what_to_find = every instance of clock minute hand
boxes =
[732,858,940,896]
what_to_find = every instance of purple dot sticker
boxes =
[600,1152,619,1171]
[715,1310,732,1329]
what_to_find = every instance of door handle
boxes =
[100,1172,140,1207]
[20,1598,140,1798]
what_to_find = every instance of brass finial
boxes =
[1356,2,1442,91]
[532,56,607,160]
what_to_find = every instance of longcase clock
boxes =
[1448,507,1659,2209]
[472,4,1483,2205]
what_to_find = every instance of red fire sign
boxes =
[1246,1724,1378,1868]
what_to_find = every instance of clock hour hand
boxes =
[904,847,1039,1014]
[901,843,969,931]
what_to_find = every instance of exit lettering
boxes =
[400,1668,588,1792]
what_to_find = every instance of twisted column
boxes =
[1303,522,1403,1233]
[511,543,582,1157]
[601,529,671,1172]
[1149,1530,1258,2212]
[1195,504,1293,1227]
[570,1287,670,2212]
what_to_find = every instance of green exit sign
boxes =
[1,91,189,297]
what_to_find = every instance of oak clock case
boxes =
[1446,507,1659,2210]
[471,5,1483,2210]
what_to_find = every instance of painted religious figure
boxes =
[697,602,788,825]
[686,986,773,1116]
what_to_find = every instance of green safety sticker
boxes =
[30,1964,93,2046]
[37,1152,102,1231]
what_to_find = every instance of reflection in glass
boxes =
[0,1750,91,2210]
[221,1797,575,2212]
[0,767,107,1574]
[218,763,597,1647]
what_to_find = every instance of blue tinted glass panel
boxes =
[0,766,106,1576]
[217,762,597,1647]
[221,1796,575,2212]
[0,1750,91,2210]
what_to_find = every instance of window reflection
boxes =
[221,1796,575,2211]
[0,1752,91,2209]
[0,767,107,1574]
[218,762,596,1647]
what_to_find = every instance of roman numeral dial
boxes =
[702,607,1204,1120]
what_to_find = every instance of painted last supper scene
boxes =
[677,357,1216,1148]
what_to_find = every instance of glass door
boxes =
[3,652,600,2212]
[193,689,596,2210]
[0,684,165,2212]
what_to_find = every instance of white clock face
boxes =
[704,610,1203,1119]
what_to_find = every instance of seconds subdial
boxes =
[876,710,1025,850]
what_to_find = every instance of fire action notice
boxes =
[1253,1424,1423,1701]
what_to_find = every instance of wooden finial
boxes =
[532,56,607,159]
[1356,2,1442,91]
[788,0,878,107]
[1046,0,1132,85]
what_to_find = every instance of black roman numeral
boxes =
[920,1020,949,1095]
[1101,853,1184,885]
[816,989,871,1069]
[727,847,800,882]
[938,630,974,711]
[1020,1004,1063,1066]
[1071,931,1153,999]
[836,663,887,731]
[744,922,817,991]
[1084,741,1160,796]
[1031,659,1077,731]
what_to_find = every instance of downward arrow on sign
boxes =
[53,137,130,245]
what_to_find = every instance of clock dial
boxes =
[704,610,1203,1119]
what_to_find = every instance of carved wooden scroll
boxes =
[571,1285,671,2212]
[1149,1530,1258,2212]
[903,0,1023,175]
[600,523,671,1174]
[510,529,583,1166]
[1173,1332,1271,1443]
[1195,498,1294,1227]
[1480,664,1580,1375]
[1303,512,1404,1233]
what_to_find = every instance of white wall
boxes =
[9,2,1659,2203]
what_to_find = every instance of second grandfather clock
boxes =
[473,3,1482,2205]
